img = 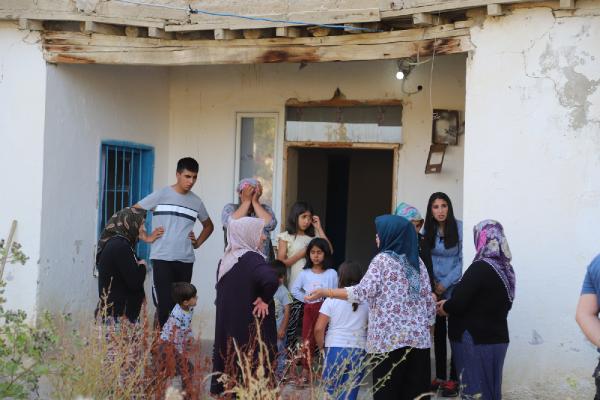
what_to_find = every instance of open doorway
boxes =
[285,146,395,267]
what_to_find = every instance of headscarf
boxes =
[218,217,265,282]
[96,207,146,265]
[473,220,516,302]
[394,202,423,222]
[237,178,259,193]
[375,215,420,297]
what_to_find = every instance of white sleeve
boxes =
[290,271,305,302]
[319,298,333,317]
[328,269,339,289]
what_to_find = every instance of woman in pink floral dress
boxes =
[306,214,436,400]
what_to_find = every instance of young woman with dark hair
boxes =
[277,201,332,351]
[424,192,463,396]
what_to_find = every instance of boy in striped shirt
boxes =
[135,157,214,326]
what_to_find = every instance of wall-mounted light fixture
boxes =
[396,58,424,94]
[396,59,412,80]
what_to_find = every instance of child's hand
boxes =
[277,327,286,339]
[311,215,322,230]
[252,297,269,318]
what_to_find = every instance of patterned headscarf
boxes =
[473,220,516,302]
[96,207,146,265]
[375,215,420,298]
[218,217,265,282]
[394,202,423,222]
[237,178,259,193]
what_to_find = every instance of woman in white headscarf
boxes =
[211,217,279,396]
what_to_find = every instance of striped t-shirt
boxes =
[138,186,210,263]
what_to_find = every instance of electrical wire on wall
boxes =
[112,0,382,32]
[428,12,441,117]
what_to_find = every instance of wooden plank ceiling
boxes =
[0,0,571,65]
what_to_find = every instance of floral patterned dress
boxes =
[347,252,436,354]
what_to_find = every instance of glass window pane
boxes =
[239,116,276,205]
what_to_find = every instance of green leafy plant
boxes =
[0,240,60,399]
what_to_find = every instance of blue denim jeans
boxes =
[322,347,366,400]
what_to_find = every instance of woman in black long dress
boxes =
[95,207,148,323]
[211,217,279,396]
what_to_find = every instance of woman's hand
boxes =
[436,300,448,317]
[305,288,326,302]
[252,182,263,203]
[144,226,164,243]
[240,185,254,203]
[434,282,446,296]
[252,297,269,318]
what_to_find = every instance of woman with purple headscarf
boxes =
[437,220,515,400]
[221,178,277,259]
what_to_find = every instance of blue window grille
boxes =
[98,141,154,260]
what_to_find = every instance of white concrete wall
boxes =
[464,4,600,398]
[168,55,466,338]
[38,65,170,316]
[0,22,46,318]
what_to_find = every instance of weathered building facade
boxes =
[1,0,599,397]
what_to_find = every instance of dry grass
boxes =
[45,303,212,400]
[37,309,430,400]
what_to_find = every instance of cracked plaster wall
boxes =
[0,21,46,319]
[464,3,600,398]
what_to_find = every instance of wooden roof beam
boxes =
[243,29,263,39]
[275,26,302,38]
[18,18,43,31]
[81,21,123,36]
[487,4,504,15]
[214,28,241,40]
[413,13,434,26]
[559,0,576,9]
[381,0,545,18]
[148,27,173,39]
[125,26,141,38]
[42,27,473,66]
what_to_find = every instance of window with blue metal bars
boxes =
[98,141,154,260]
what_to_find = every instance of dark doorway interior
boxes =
[291,147,394,268]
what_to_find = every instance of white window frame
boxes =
[234,112,282,230]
